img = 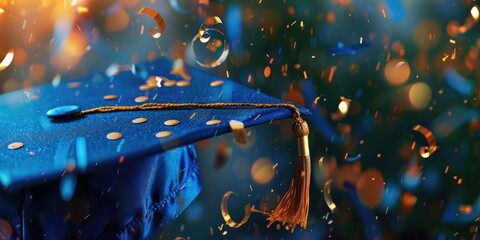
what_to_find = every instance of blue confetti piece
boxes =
[432,106,479,141]
[345,154,362,162]
[226,5,242,46]
[444,68,474,96]
[76,137,88,173]
[60,174,77,202]
[328,41,370,56]
[131,64,149,80]
[443,194,480,224]
[116,139,126,152]
[344,182,383,240]
[168,0,190,14]
[385,0,405,21]
[0,171,11,187]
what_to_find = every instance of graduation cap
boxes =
[0,57,311,238]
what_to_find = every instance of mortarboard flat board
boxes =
[0,57,310,239]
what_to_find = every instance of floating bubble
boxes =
[198,16,223,43]
[60,174,77,201]
[192,23,229,68]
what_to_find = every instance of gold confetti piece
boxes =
[0,49,14,72]
[206,119,222,125]
[337,99,350,115]
[323,179,337,212]
[210,80,224,87]
[138,84,153,91]
[229,120,248,145]
[198,16,223,43]
[137,8,166,39]
[135,96,149,103]
[103,94,118,100]
[76,6,89,14]
[132,117,148,124]
[106,132,123,140]
[221,191,252,228]
[164,119,180,126]
[146,76,159,86]
[163,79,177,87]
[176,81,190,87]
[8,142,24,150]
[472,6,479,20]
[155,131,172,138]
[68,82,81,88]
[412,124,438,158]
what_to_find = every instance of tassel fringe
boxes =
[267,119,311,232]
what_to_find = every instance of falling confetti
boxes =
[221,191,252,228]
[0,49,14,71]
[323,179,337,212]
[137,8,167,38]
[412,124,438,158]
[229,120,248,145]
[192,17,229,68]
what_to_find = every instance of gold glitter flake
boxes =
[135,96,149,103]
[210,80,224,87]
[155,131,172,138]
[106,132,123,140]
[132,118,148,124]
[103,94,118,100]
[164,119,180,126]
[206,119,222,125]
[176,81,191,87]
[8,142,24,150]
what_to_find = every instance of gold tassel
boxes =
[267,118,311,232]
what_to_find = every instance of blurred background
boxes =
[1,0,479,239]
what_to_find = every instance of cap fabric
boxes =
[0,57,308,239]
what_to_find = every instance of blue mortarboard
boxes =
[0,57,311,239]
